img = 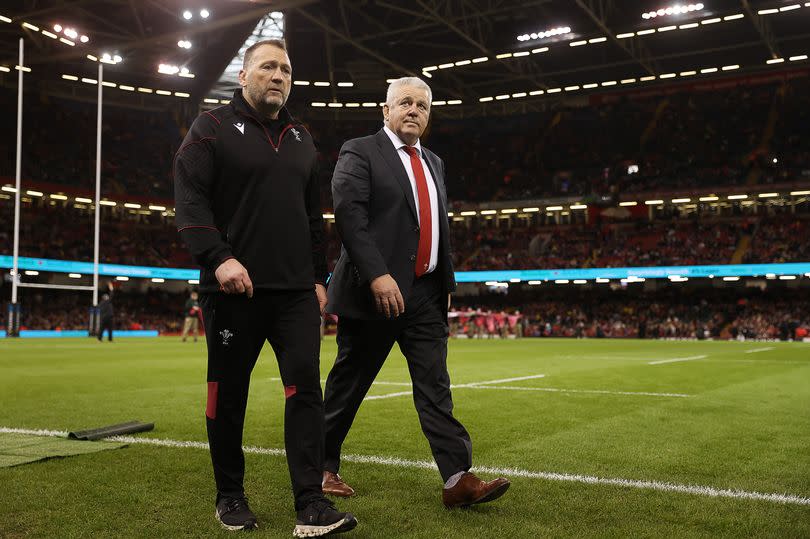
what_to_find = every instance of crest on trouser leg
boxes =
[219,329,234,346]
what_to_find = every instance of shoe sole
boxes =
[293,516,358,537]
[215,510,258,531]
[472,481,510,505]
[446,481,511,509]
[322,487,354,498]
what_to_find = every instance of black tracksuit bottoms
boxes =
[199,289,324,511]
[98,317,113,341]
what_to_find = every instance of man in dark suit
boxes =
[323,77,510,508]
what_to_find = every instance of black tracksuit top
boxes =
[173,90,327,293]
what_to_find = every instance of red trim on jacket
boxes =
[203,110,221,125]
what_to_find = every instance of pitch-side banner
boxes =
[2,255,810,283]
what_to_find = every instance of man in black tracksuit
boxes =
[173,39,356,537]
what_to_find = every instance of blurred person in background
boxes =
[181,290,201,342]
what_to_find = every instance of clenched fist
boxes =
[215,259,254,298]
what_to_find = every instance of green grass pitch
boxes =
[1,337,808,538]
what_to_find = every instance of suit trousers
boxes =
[323,271,472,481]
[199,290,324,511]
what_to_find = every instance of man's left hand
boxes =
[315,284,328,315]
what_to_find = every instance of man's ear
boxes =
[238,69,247,87]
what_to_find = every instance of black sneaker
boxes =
[215,495,258,531]
[293,499,357,537]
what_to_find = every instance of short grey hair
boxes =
[386,77,432,106]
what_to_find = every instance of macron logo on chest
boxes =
[234,122,245,135]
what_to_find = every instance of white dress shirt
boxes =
[383,125,440,274]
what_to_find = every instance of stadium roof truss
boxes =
[0,0,808,112]
[209,10,286,98]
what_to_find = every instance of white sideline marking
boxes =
[648,355,707,365]
[706,359,806,364]
[460,374,547,386]
[363,374,546,401]
[363,391,414,401]
[271,376,547,388]
[2,426,808,507]
[464,385,691,398]
[744,347,775,354]
[267,375,685,400]
[268,377,413,387]
[364,384,690,400]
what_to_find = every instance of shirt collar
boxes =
[383,125,422,157]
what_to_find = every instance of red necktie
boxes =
[403,146,432,277]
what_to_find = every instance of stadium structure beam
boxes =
[573,0,657,76]
[142,0,179,19]
[293,6,472,100]
[353,1,552,43]
[412,0,552,90]
[323,19,337,103]
[337,0,352,39]
[740,0,781,59]
[334,0,475,95]
[129,0,146,37]
[293,7,419,78]
[14,0,98,21]
[71,3,140,40]
[461,34,810,91]
[17,0,318,67]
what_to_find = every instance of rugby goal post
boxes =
[6,39,104,337]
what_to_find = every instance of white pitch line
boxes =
[705,359,807,365]
[648,355,708,365]
[744,347,775,354]
[364,384,689,400]
[363,375,547,402]
[0,427,67,437]
[458,374,546,386]
[267,377,413,387]
[463,385,691,398]
[268,375,683,400]
[363,391,414,401]
[2,426,807,507]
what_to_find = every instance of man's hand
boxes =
[370,274,404,318]
[215,259,254,297]
[448,293,452,310]
[315,284,328,315]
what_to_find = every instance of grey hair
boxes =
[385,77,432,106]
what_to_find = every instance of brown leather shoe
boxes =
[442,472,510,509]
[322,471,355,498]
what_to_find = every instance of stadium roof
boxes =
[0,0,808,113]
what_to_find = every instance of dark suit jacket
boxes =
[326,129,456,319]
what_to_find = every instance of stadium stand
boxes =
[2,75,809,204]
[1,59,808,336]
[2,283,806,342]
[2,195,808,270]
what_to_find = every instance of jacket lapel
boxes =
[375,129,418,222]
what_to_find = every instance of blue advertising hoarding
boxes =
[2,255,809,284]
